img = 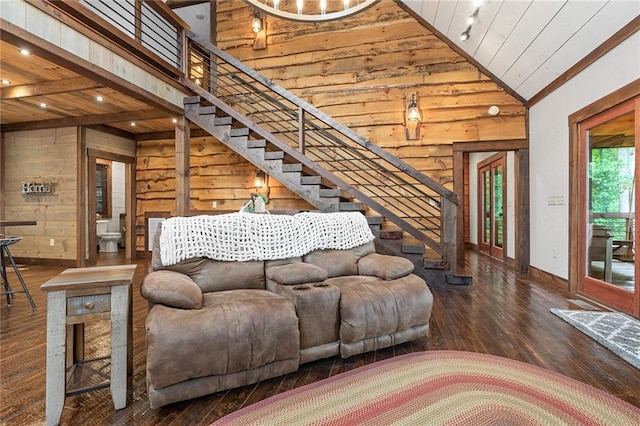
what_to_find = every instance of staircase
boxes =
[183,33,470,287]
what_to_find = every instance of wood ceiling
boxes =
[400,0,640,103]
[0,38,177,136]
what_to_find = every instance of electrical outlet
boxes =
[552,247,558,258]
[547,196,557,206]
[556,195,565,205]
[212,201,218,208]
[49,238,55,247]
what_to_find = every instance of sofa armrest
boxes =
[358,253,414,280]
[266,262,328,285]
[141,270,202,309]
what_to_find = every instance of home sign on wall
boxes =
[21,181,55,195]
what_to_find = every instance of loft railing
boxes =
[186,33,458,261]
[48,0,188,77]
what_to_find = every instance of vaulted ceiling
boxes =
[400,0,640,101]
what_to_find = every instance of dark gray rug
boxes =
[550,308,640,370]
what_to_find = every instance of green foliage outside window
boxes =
[590,147,634,240]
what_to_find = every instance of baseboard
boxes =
[529,265,569,290]
[12,257,76,268]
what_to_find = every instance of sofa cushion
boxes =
[160,259,265,292]
[327,274,432,356]
[141,270,202,309]
[358,253,414,280]
[266,263,328,285]
[303,241,376,278]
[146,289,299,390]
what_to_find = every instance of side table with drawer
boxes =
[41,264,137,426]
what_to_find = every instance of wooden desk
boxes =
[41,265,137,426]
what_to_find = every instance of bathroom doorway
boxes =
[87,149,135,264]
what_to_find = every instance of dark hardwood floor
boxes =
[1,250,638,425]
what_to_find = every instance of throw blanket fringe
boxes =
[160,212,375,266]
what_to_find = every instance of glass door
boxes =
[479,155,505,260]
[579,98,639,316]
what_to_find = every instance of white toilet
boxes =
[96,219,121,253]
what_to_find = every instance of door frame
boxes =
[569,79,640,317]
[87,148,136,265]
[478,152,507,260]
[453,139,529,273]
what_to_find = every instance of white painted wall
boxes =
[529,32,640,279]
[469,151,515,260]
[109,161,126,234]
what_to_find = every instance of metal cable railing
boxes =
[79,0,183,69]
[186,34,458,252]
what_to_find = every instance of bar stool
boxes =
[0,236,36,310]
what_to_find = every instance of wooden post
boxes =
[441,197,458,275]
[453,150,465,271]
[175,115,191,216]
[515,148,530,274]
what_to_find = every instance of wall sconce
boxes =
[252,11,263,33]
[252,10,267,50]
[254,170,270,202]
[403,92,423,140]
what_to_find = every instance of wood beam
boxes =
[2,109,170,132]
[165,0,208,8]
[1,77,102,100]
[175,116,191,216]
[135,128,209,141]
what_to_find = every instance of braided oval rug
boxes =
[213,351,640,426]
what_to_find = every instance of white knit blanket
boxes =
[159,212,375,266]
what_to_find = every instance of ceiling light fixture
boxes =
[20,48,31,55]
[243,0,378,22]
[39,102,47,108]
[1,79,10,85]
[461,6,481,42]
[172,118,178,123]
[130,122,136,127]
[96,95,104,102]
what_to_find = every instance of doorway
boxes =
[87,149,136,265]
[478,153,506,260]
[577,97,639,316]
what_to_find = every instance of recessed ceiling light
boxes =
[172,118,178,123]
[20,48,30,55]
[1,79,10,85]
[39,102,47,108]
[96,95,104,102]
[130,122,136,127]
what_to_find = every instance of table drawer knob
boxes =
[85,302,94,310]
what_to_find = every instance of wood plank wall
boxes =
[3,128,78,260]
[134,0,526,251]
[135,135,313,250]
[216,0,527,190]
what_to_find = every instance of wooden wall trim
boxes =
[395,1,527,107]
[175,116,190,216]
[452,139,530,274]
[453,139,529,152]
[77,127,86,267]
[530,16,640,107]
[0,132,4,232]
[569,79,640,125]
[515,148,530,274]
[529,265,569,290]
